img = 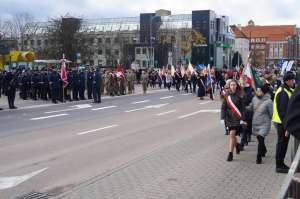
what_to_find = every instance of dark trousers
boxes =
[93,87,101,103]
[79,86,85,100]
[72,86,79,100]
[51,87,58,103]
[276,123,290,167]
[176,82,180,91]
[257,135,267,158]
[87,85,93,99]
[31,86,38,100]
[7,91,16,108]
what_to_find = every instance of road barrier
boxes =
[277,137,300,199]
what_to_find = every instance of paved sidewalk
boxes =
[0,85,168,110]
[55,127,286,199]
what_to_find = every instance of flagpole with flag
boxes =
[207,64,214,100]
[60,53,68,103]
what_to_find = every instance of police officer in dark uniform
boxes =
[87,69,93,99]
[92,68,102,103]
[4,69,17,109]
[49,69,60,103]
[31,71,39,100]
[72,69,79,101]
[79,70,86,100]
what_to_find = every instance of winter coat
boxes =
[221,92,245,127]
[284,86,300,139]
[249,94,273,137]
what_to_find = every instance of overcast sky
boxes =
[0,0,299,26]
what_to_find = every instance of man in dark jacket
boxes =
[87,69,93,99]
[285,86,300,138]
[4,70,17,109]
[49,70,61,104]
[272,71,295,173]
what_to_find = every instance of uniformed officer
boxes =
[72,69,79,101]
[87,68,93,99]
[272,71,295,173]
[78,70,86,100]
[141,71,149,94]
[4,69,17,109]
[92,68,102,103]
[49,69,61,103]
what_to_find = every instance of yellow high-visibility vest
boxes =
[272,86,294,124]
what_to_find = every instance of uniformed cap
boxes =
[283,71,295,82]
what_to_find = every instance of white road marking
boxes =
[45,104,92,114]
[125,107,149,113]
[181,93,192,96]
[0,167,48,190]
[30,114,68,121]
[160,96,174,100]
[146,103,169,109]
[77,125,119,135]
[178,109,220,119]
[156,110,176,116]
[125,103,169,113]
[199,101,212,105]
[131,100,150,104]
[92,106,117,111]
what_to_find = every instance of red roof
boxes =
[241,25,296,41]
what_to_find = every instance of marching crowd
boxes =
[0,65,220,110]
[220,65,300,174]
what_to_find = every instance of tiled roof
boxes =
[241,25,296,41]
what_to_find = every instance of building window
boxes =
[98,49,103,55]
[142,48,147,54]
[30,40,34,45]
[106,49,111,55]
[90,38,94,45]
[44,40,48,46]
[114,38,119,43]
[142,60,147,67]
[114,49,119,56]
[136,48,141,54]
[136,60,140,66]
[98,38,102,44]
[23,40,28,46]
[37,40,41,46]
[105,38,111,44]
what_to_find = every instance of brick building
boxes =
[240,20,297,66]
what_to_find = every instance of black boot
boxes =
[256,156,262,164]
[236,144,241,154]
[227,152,233,162]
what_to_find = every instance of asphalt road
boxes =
[0,89,222,199]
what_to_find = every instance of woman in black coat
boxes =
[197,72,206,100]
[221,79,245,161]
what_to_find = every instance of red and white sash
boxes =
[225,95,242,119]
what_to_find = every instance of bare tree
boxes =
[4,13,34,50]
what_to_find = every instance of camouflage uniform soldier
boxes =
[141,71,149,94]
[127,70,134,94]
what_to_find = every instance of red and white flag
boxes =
[243,64,253,86]
[60,54,68,86]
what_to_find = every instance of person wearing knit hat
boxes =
[249,84,273,164]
